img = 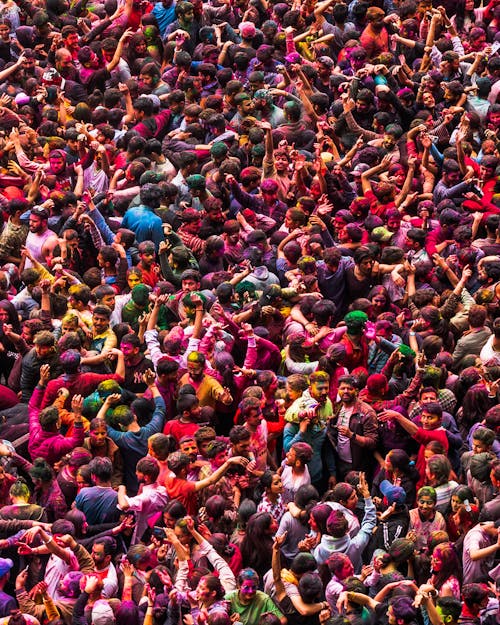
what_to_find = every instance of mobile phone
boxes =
[152,526,166,540]
[492,41,500,55]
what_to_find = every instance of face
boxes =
[233,439,251,456]
[309,380,328,405]
[372,294,386,309]
[430,551,442,572]
[174,526,191,546]
[420,390,438,404]
[239,579,258,604]
[450,495,463,513]
[29,215,44,233]
[245,409,262,428]
[127,272,142,289]
[421,410,441,430]
[213,449,228,467]
[340,559,354,579]
[76,473,89,491]
[270,474,283,495]
[345,489,358,510]
[187,359,204,381]
[338,382,357,405]
[120,341,138,360]
[90,425,107,448]
[163,512,177,529]
[179,440,198,459]
[92,544,108,567]
[196,578,215,603]
[100,293,115,310]
[182,278,199,292]
[49,155,66,174]
[92,313,109,334]
[0,24,9,39]
[422,91,435,108]
[358,257,374,276]
[472,437,489,454]
[417,494,435,518]
[262,189,278,205]
[36,344,53,359]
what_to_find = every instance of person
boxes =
[225,568,286,625]
[1,0,500,621]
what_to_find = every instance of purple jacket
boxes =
[28,386,84,464]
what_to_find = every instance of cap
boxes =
[380,480,406,505]
[0,558,13,577]
[353,163,370,176]
[92,600,116,625]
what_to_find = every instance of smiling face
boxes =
[417,494,435,519]
[239,579,258,604]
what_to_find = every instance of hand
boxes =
[71,394,84,414]
[273,531,287,550]
[119,28,134,43]
[84,575,100,594]
[357,471,370,498]
[144,370,158,386]
[145,583,156,607]
[105,393,122,405]
[58,535,76,549]
[227,456,249,468]
[337,425,353,439]
[121,559,135,578]
[460,264,472,282]
[16,568,28,590]
[39,364,50,386]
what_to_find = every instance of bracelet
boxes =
[42,536,53,545]
[409,331,416,336]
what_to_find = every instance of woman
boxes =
[257,471,285,524]
[198,440,237,508]
[367,285,399,321]
[240,512,277,581]
[372,449,420,508]
[83,417,123,488]
[425,455,459,514]
[230,499,257,549]
[408,486,447,553]
[456,384,493,440]
[322,482,360,538]
[413,305,454,352]
[428,542,461,599]
[0,299,20,384]
[446,485,479,541]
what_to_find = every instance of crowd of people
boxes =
[0,0,499,623]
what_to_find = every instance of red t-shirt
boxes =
[414,427,449,488]
[163,419,199,443]
[165,476,197,515]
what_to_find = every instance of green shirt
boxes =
[225,590,283,625]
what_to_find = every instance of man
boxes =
[119,333,154,394]
[326,375,378,481]
[152,0,176,37]
[41,349,125,408]
[74,457,120,525]
[24,206,59,269]
[121,183,164,251]
[165,450,248,515]
[457,584,490,625]
[380,403,449,487]
[28,365,84,465]
[462,521,500,585]
[0,558,15,616]
[117,457,168,544]
[90,537,118,598]
[284,371,333,488]
[0,198,28,265]
[226,568,286,625]
[98,369,166,494]
[452,305,491,369]
[179,351,232,410]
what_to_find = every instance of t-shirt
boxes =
[463,525,496,584]
[165,476,197,515]
[225,590,284,625]
[74,486,120,525]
